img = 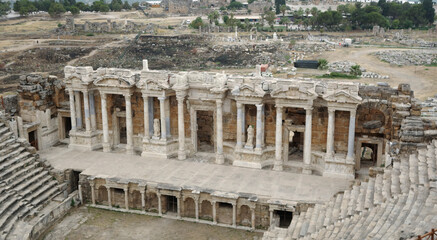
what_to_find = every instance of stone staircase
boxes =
[263,140,437,240]
[0,121,63,239]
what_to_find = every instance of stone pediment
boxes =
[323,90,362,103]
[231,83,265,98]
[270,85,316,99]
[94,75,135,88]
[137,72,170,91]
[65,74,82,84]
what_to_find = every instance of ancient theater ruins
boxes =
[0,60,437,239]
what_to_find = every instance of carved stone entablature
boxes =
[94,75,136,89]
[64,66,94,86]
[270,82,317,100]
[137,71,171,91]
[231,82,265,100]
[323,90,362,105]
[210,72,228,94]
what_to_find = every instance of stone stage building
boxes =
[63,60,363,179]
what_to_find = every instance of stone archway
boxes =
[97,186,108,205]
[238,205,251,227]
[146,192,159,212]
[200,200,213,221]
[183,197,196,218]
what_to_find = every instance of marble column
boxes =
[236,102,243,149]
[142,95,150,141]
[216,100,224,164]
[274,106,283,171]
[74,91,83,129]
[176,196,181,219]
[125,94,134,155]
[212,201,217,224]
[83,90,91,132]
[157,192,162,216]
[303,107,313,174]
[124,186,129,210]
[232,203,237,227]
[106,186,111,207]
[326,108,335,159]
[269,210,273,226]
[78,184,83,203]
[177,95,186,160]
[68,89,77,131]
[347,110,357,161]
[140,189,145,211]
[195,197,199,221]
[251,207,256,230]
[255,104,263,151]
[165,98,171,138]
[101,93,110,152]
[90,182,96,205]
[158,97,167,140]
[89,91,97,131]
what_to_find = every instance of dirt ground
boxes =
[316,46,437,100]
[43,207,262,240]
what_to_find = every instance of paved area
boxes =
[40,146,353,203]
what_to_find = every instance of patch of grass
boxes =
[316,72,359,79]
[425,63,437,67]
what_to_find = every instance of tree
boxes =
[274,0,285,14]
[422,0,435,24]
[75,2,89,11]
[189,17,204,29]
[48,2,65,17]
[110,0,123,11]
[92,0,109,12]
[0,0,11,16]
[14,0,37,16]
[70,5,79,15]
[265,10,276,29]
[227,0,243,10]
[279,4,286,16]
[122,1,130,10]
[131,2,139,10]
[208,10,219,24]
[34,0,53,12]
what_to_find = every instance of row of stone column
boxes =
[87,183,255,229]
[68,89,97,133]
[326,108,357,162]
[236,103,265,151]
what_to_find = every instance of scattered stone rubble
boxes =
[374,50,437,66]
[291,43,334,53]
[327,61,389,79]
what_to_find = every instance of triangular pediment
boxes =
[323,90,362,103]
[94,76,133,88]
[271,85,316,99]
[231,83,265,97]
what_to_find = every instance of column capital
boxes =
[350,109,357,117]
[124,93,131,100]
[216,99,223,105]
[89,181,95,187]
[256,103,263,110]
[123,186,128,192]
[158,96,166,101]
[105,185,111,190]
[275,105,283,110]
[140,189,145,194]
[82,89,89,94]
[305,106,313,111]
[328,108,336,114]
[236,102,243,109]
[176,90,187,100]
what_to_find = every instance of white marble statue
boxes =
[153,119,161,138]
[289,130,295,143]
[245,125,254,149]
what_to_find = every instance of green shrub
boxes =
[318,59,328,70]
[350,65,362,76]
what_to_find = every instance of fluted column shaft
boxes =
[158,97,167,140]
[347,110,357,161]
[125,94,134,154]
[101,93,110,152]
[216,100,224,164]
[177,95,186,160]
[68,89,77,131]
[274,106,283,171]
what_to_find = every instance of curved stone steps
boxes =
[18,174,53,199]
[0,152,31,173]
[3,163,42,190]
[0,157,35,182]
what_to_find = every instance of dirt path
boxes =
[67,39,126,66]
[319,47,437,100]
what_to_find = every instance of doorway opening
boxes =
[28,130,38,150]
[274,210,293,228]
[70,170,80,192]
[118,117,127,144]
[288,131,304,161]
[63,117,72,138]
[166,195,177,213]
[361,143,377,169]
[197,110,214,153]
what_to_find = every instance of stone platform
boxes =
[40,146,353,203]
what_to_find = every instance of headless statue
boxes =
[245,125,254,149]
[153,119,161,138]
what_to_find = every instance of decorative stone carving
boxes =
[245,125,254,149]
[289,130,295,143]
[153,119,161,139]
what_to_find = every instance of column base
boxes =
[346,154,355,162]
[216,153,225,164]
[273,161,283,171]
[102,142,111,153]
[126,145,134,155]
[302,164,312,175]
[178,150,186,160]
